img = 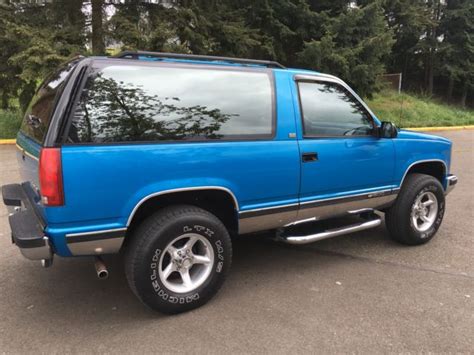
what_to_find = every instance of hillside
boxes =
[366,90,474,128]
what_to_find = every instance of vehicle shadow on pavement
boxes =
[15,224,392,322]
[3,220,473,353]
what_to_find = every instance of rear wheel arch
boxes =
[126,187,240,238]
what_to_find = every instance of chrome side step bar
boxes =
[279,216,382,245]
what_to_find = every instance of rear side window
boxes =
[298,81,374,137]
[21,61,77,143]
[68,65,274,143]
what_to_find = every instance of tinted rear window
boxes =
[21,61,78,143]
[68,65,274,143]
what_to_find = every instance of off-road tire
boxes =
[125,205,232,314]
[385,173,445,245]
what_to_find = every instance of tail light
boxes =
[39,148,64,206]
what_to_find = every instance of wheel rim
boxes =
[158,233,214,294]
[410,191,438,232]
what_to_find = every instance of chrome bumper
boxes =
[19,237,53,260]
[445,174,458,195]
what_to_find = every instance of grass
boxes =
[365,90,474,128]
[0,90,472,139]
[0,109,22,139]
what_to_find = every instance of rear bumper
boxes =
[445,174,458,195]
[1,184,53,261]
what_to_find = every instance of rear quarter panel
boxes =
[45,70,301,256]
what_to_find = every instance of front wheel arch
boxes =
[400,160,447,188]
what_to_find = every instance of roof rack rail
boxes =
[112,51,286,69]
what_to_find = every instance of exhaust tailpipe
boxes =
[94,256,109,280]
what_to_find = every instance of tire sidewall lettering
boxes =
[150,249,201,304]
[215,240,224,273]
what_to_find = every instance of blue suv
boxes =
[2,51,458,314]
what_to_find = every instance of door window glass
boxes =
[298,81,374,137]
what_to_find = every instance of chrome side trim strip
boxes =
[295,194,397,223]
[126,186,239,226]
[239,188,395,217]
[239,202,299,214]
[66,227,127,238]
[299,189,393,208]
[398,159,447,188]
[239,202,299,219]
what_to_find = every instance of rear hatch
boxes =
[15,59,80,213]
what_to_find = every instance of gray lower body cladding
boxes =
[238,190,397,235]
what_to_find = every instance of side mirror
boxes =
[378,121,398,138]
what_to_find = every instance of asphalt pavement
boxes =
[0,130,472,353]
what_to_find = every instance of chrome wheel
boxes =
[410,191,438,232]
[158,233,214,294]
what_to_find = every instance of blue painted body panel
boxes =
[393,130,452,187]
[287,77,396,199]
[13,61,454,257]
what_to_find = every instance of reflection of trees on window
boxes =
[21,60,78,142]
[71,74,235,143]
[299,81,373,137]
[316,82,370,121]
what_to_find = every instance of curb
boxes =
[0,139,16,145]
[0,125,472,145]
[407,125,474,132]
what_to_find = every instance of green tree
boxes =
[417,0,445,95]
[297,1,394,97]
[0,0,471,108]
[306,0,350,15]
[440,0,474,106]
[91,0,105,54]
[0,1,86,110]
[381,0,431,91]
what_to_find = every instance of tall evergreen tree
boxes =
[297,1,394,97]
[0,1,84,110]
[382,0,432,91]
[91,0,105,54]
[417,0,445,95]
[440,0,473,106]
